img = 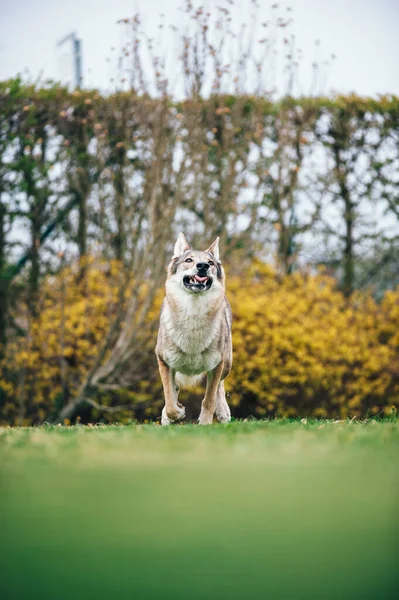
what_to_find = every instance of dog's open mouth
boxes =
[183,274,213,291]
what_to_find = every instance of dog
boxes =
[156,233,232,425]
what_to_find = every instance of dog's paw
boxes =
[161,403,186,425]
[198,408,214,425]
[216,405,231,423]
[161,407,172,425]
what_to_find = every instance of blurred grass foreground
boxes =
[1,420,398,599]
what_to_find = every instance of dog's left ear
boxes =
[173,232,191,258]
[205,237,220,261]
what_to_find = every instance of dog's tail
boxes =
[175,373,205,389]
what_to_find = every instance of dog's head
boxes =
[166,233,225,295]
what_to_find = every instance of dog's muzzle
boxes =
[183,273,213,292]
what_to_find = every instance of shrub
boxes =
[0,259,398,424]
[228,262,399,418]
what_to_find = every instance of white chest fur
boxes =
[161,286,223,375]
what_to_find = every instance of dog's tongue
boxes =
[194,275,208,283]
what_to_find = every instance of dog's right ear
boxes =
[173,232,191,258]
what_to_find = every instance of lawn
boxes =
[1,420,398,600]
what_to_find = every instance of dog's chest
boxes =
[166,342,221,375]
[161,299,222,374]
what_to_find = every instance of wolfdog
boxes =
[156,233,232,425]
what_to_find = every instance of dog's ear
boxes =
[205,237,220,261]
[173,232,191,258]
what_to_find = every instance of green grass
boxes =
[1,420,398,599]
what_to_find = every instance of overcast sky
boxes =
[0,0,398,96]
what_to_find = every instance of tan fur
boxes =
[156,233,232,424]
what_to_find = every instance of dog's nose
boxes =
[196,262,209,272]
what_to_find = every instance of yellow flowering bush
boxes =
[227,262,399,418]
[0,259,398,425]
[0,259,123,425]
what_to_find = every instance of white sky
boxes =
[0,0,398,96]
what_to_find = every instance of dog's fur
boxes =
[156,233,232,425]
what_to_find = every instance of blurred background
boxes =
[1,0,399,96]
[0,0,398,424]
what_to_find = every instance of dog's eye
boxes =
[185,258,193,263]
[208,260,214,266]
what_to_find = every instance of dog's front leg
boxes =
[157,356,185,425]
[198,361,224,425]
